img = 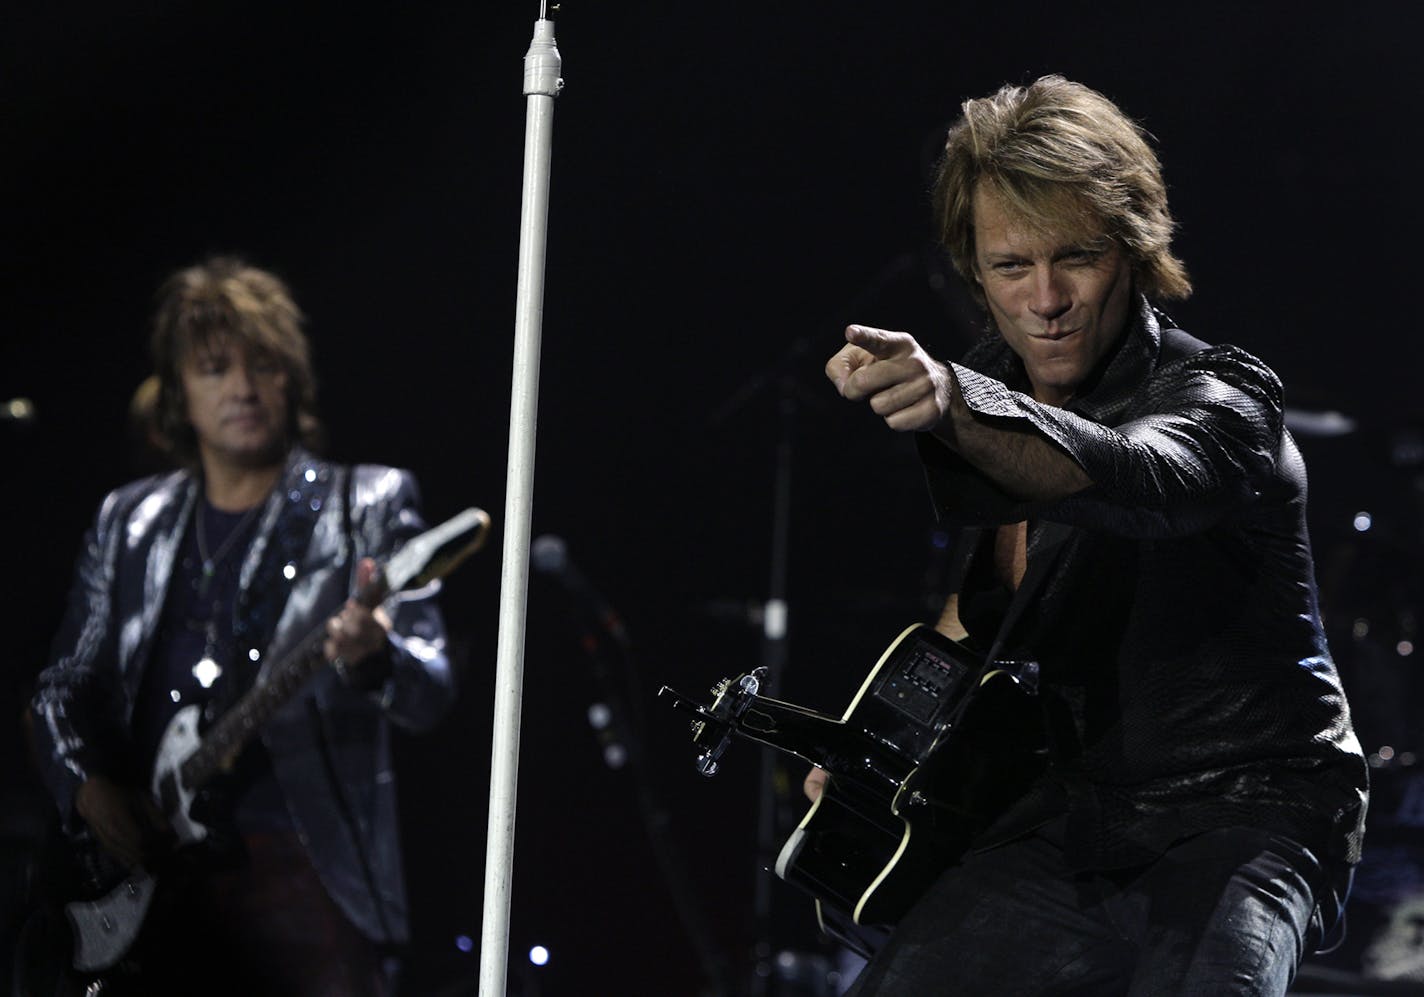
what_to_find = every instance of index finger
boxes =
[826,342,875,394]
[845,324,912,360]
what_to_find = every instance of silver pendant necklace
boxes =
[195,499,262,600]
[192,498,262,688]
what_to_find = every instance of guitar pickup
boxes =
[873,645,971,725]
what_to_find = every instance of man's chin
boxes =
[1025,364,1085,406]
[208,434,289,469]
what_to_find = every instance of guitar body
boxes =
[662,623,1046,928]
[152,704,208,845]
[64,705,210,972]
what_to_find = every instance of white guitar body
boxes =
[65,705,206,971]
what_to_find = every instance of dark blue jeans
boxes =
[844,820,1343,996]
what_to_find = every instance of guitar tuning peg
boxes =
[711,678,730,696]
[689,720,705,738]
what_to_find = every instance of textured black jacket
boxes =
[919,300,1368,872]
[31,448,454,943]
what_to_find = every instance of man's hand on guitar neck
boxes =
[804,766,829,803]
[324,557,395,691]
[74,773,175,869]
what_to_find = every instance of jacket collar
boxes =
[231,446,330,596]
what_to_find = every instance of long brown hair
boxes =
[150,256,323,466]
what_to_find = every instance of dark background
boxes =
[4,3,1420,994]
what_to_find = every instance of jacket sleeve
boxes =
[918,345,1286,537]
[30,492,131,825]
[350,467,457,732]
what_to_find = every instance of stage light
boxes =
[530,945,550,966]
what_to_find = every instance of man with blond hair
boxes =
[818,76,1367,995]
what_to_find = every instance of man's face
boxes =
[972,186,1134,407]
[181,337,290,470]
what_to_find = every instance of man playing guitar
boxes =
[31,258,456,995]
[814,76,1367,996]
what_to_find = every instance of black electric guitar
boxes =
[660,623,1045,929]
[63,506,490,974]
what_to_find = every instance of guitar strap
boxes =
[978,521,1073,671]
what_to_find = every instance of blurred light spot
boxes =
[1398,640,1415,657]
[1379,745,1396,762]
[1352,618,1370,640]
[169,689,182,702]
[193,658,222,688]
[305,469,318,482]
[764,598,788,640]
[603,743,628,769]
[1352,511,1372,532]
[248,648,261,662]
[587,702,612,730]
[283,563,298,580]
[931,530,950,550]
[529,945,549,966]
[455,934,474,953]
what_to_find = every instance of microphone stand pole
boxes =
[751,374,795,996]
[479,7,562,996]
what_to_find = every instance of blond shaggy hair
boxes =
[933,75,1191,305]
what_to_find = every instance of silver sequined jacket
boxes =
[31,447,455,943]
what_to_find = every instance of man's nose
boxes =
[227,361,259,396]
[1028,268,1071,322]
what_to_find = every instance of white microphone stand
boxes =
[480,6,562,996]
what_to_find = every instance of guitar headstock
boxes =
[658,667,768,777]
[384,507,492,595]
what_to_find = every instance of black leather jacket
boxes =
[919,301,1368,872]
[31,448,454,943]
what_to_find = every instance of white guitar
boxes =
[65,506,489,973]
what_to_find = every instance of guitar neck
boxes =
[731,695,911,773]
[179,572,390,791]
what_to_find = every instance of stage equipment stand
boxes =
[480,7,562,996]
[751,374,795,996]
[709,343,829,995]
[533,535,737,994]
